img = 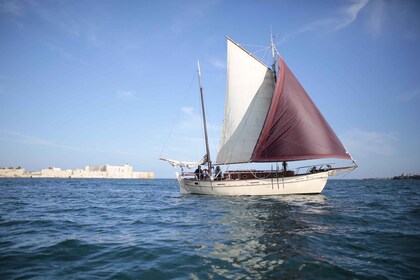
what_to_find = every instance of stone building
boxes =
[0,165,154,179]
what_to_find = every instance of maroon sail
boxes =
[252,55,351,162]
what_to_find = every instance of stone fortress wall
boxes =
[0,164,154,179]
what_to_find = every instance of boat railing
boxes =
[223,170,295,180]
[180,172,196,178]
[181,163,337,181]
[294,163,334,175]
[181,172,212,181]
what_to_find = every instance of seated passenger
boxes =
[203,169,209,179]
[194,166,203,179]
[215,166,222,180]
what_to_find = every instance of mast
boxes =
[270,27,277,82]
[197,60,212,176]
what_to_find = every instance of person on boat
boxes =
[194,166,203,179]
[282,161,288,171]
[203,169,209,179]
[215,166,222,181]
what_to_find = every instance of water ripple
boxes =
[0,178,419,279]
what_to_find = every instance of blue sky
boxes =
[0,0,419,179]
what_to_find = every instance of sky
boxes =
[0,0,419,179]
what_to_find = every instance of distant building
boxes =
[0,165,154,179]
[40,167,72,178]
[0,167,26,178]
[393,173,420,180]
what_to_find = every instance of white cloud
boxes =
[44,41,84,63]
[368,0,385,36]
[341,129,398,157]
[170,0,219,34]
[280,0,369,43]
[181,106,195,116]
[116,91,135,100]
[210,58,226,69]
[0,129,81,151]
[396,88,420,102]
[179,107,202,131]
[0,129,136,157]
[3,1,101,48]
[0,0,24,16]
[334,0,369,30]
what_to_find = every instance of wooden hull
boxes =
[176,171,329,196]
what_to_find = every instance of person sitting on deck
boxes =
[194,166,203,180]
[203,169,209,179]
[215,166,222,181]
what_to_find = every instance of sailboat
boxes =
[160,36,357,195]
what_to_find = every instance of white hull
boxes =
[176,171,329,196]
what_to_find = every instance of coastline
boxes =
[0,164,154,179]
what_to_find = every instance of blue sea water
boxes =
[0,178,419,279]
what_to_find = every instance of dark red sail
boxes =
[252,55,351,162]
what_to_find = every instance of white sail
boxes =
[216,38,275,164]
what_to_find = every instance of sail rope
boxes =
[238,41,274,67]
[337,170,352,179]
[159,73,197,158]
[334,164,358,178]
[252,46,271,65]
[239,43,267,48]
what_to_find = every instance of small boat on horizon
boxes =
[160,34,357,195]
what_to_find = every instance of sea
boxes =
[0,178,419,279]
